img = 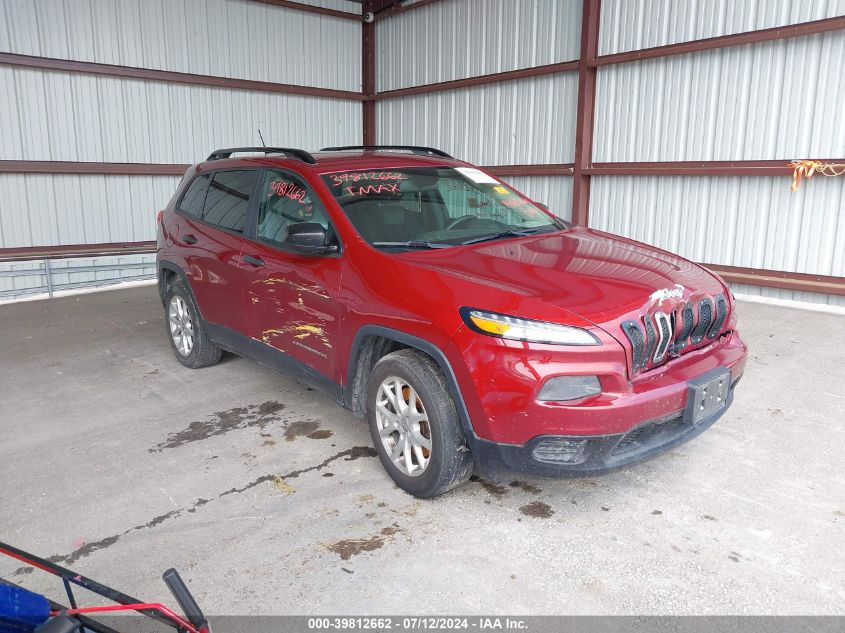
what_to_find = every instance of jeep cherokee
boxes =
[156,145,747,498]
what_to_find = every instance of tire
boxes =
[163,279,222,369]
[366,349,474,498]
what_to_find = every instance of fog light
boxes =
[537,375,601,401]
[532,438,589,465]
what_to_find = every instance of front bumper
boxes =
[466,375,741,478]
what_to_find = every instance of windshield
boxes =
[320,167,569,248]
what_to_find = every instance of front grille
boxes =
[622,294,730,374]
[612,413,688,456]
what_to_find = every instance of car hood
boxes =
[403,227,726,329]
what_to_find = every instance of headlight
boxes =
[460,308,600,345]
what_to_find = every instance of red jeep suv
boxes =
[156,145,747,498]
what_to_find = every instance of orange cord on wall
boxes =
[789,160,845,191]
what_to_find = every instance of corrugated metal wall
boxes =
[377,0,581,91]
[374,0,845,306]
[590,2,845,305]
[599,0,845,55]
[0,0,362,300]
[591,175,845,307]
[0,67,361,164]
[593,30,845,161]
[3,0,844,305]
[377,72,578,166]
[0,0,361,91]
[375,0,582,216]
[505,176,574,222]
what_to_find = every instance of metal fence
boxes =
[0,253,156,301]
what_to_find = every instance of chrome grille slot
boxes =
[652,312,672,362]
[643,315,658,365]
[621,321,646,369]
[707,295,728,339]
[690,299,713,345]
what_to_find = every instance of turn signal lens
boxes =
[461,308,600,345]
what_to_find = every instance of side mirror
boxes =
[285,222,338,254]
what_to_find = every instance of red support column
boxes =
[571,0,601,226]
[362,2,377,144]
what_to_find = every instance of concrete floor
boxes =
[0,286,843,615]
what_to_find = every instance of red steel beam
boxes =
[571,0,601,227]
[0,241,157,263]
[0,53,365,101]
[9,159,845,180]
[705,264,845,297]
[246,0,359,20]
[371,60,579,100]
[0,160,575,178]
[362,1,377,144]
[483,164,574,177]
[591,15,845,67]
[0,161,189,176]
[585,160,844,177]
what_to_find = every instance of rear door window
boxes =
[176,174,209,218]
[202,170,258,233]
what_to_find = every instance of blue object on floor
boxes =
[0,583,50,633]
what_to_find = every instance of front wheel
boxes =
[366,349,473,498]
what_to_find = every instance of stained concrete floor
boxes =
[0,286,843,615]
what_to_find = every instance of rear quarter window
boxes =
[176,174,210,218]
[202,170,258,233]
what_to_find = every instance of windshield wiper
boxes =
[372,240,452,249]
[460,228,539,245]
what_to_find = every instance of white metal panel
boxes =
[0,66,362,163]
[0,0,362,91]
[590,175,845,281]
[376,72,578,165]
[599,0,845,55]
[293,0,360,12]
[376,0,582,92]
[502,176,573,221]
[594,30,845,162]
[0,174,182,248]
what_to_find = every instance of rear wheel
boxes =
[366,349,473,497]
[164,280,222,369]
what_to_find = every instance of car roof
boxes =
[195,150,469,175]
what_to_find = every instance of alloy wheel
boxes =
[168,295,194,357]
[375,376,433,477]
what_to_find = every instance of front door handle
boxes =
[182,234,197,245]
[242,255,265,267]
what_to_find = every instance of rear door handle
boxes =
[182,234,197,245]
[242,255,265,267]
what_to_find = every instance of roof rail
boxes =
[207,147,317,164]
[320,145,453,159]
